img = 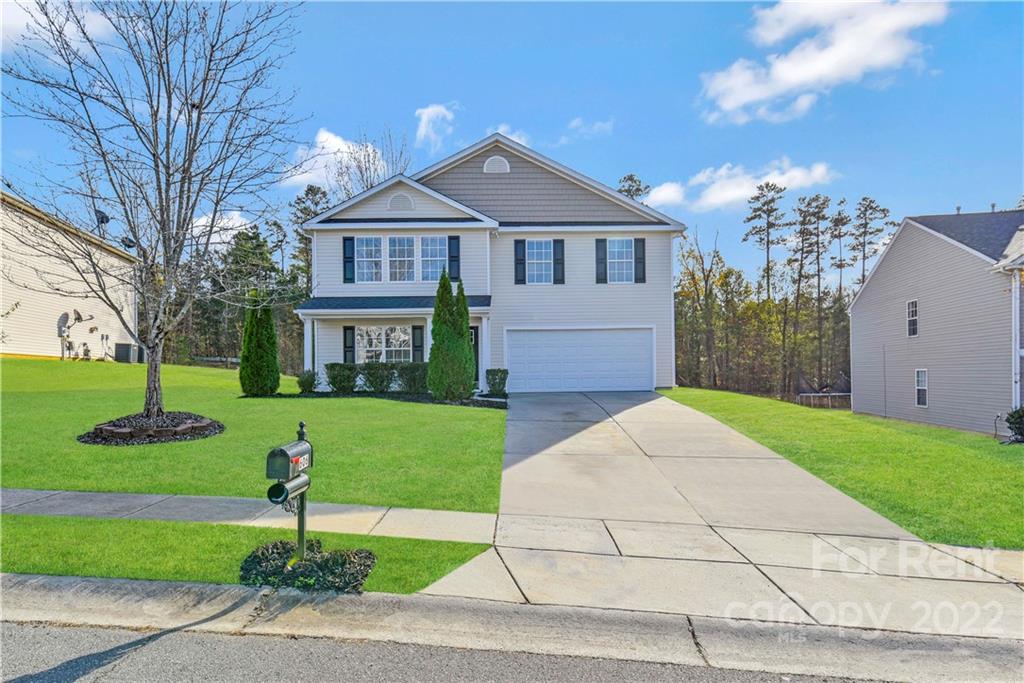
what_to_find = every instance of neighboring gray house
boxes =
[849,209,1024,436]
[297,133,684,393]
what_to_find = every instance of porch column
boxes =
[424,315,432,361]
[480,316,491,393]
[303,317,313,372]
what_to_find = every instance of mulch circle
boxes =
[77,411,225,446]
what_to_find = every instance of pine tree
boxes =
[851,197,891,285]
[804,194,832,385]
[828,198,853,300]
[289,185,331,297]
[239,291,280,396]
[743,182,790,300]
[617,174,650,201]
[454,280,476,388]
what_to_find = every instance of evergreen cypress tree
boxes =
[454,279,476,389]
[427,271,474,400]
[239,291,280,396]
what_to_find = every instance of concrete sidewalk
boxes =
[1,488,496,544]
[4,574,1022,683]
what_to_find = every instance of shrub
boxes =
[428,272,476,401]
[296,370,318,394]
[360,361,395,393]
[324,363,358,394]
[485,369,509,397]
[396,362,429,394]
[239,539,376,593]
[239,293,280,397]
[1006,407,1024,442]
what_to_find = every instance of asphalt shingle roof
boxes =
[296,296,491,311]
[908,210,1024,261]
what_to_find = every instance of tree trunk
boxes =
[143,341,165,418]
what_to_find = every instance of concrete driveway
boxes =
[423,392,1023,640]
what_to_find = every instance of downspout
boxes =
[1011,271,1020,410]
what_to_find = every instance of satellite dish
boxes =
[120,236,136,249]
[73,309,84,323]
[57,312,69,336]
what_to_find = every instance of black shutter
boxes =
[514,239,526,285]
[412,325,424,362]
[595,238,607,284]
[343,326,356,364]
[633,238,646,283]
[447,236,461,281]
[343,237,355,283]
[553,239,565,284]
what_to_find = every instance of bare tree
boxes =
[678,231,723,388]
[331,128,411,200]
[3,1,300,418]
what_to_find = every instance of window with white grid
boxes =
[420,236,447,281]
[356,326,412,363]
[526,239,553,284]
[355,236,382,282]
[608,238,634,283]
[389,236,415,282]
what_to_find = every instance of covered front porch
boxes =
[295,296,492,392]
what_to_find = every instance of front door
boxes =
[470,326,479,382]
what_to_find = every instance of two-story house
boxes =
[849,208,1024,435]
[296,133,683,393]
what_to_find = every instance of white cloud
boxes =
[415,103,456,154]
[2,2,114,54]
[644,182,686,209]
[282,128,382,189]
[192,210,251,250]
[556,117,614,146]
[686,158,835,212]
[701,1,948,124]
[487,123,530,146]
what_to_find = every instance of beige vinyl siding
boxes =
[850,222,1012,435]
[488,231,675,387]
[313,228,489,297]
[1,207,136,359]
[327,187,472,221]
[421,145,655,224]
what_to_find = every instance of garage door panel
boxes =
[506,328,654,393]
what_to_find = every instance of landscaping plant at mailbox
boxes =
[427,271,476,401]
[239,292,281,397]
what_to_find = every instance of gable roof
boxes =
[412,133,684,228]
[303,175,498,229]
[907,210,1024,261]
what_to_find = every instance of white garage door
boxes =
[506,328,654,393]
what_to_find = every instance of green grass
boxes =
[1,515,488,594]
[1,358,505,512]
[660,387,1024,549]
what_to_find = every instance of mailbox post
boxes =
[266,421,313,560]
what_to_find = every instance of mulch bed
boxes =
[259,392,508,410]
[240,539,376,593]
[77,411,225,446]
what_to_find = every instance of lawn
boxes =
[1,515,487,594]
[1,358,505,513]
[660,387,1024,549]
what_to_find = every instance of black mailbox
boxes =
[266,440,312,481]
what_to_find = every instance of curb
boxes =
[3,573,1021,682]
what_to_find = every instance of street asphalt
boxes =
[1,622,849,683]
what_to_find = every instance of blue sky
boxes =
[3,1,1022,275]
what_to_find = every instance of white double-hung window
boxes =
[915,369,928,407]
[608,238,634,283]
[356,326,412,363]
[420,236,447,281]
[355,236,382,282]
[389,236,415,282]
[526,239,553,284]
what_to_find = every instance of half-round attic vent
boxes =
[387,192,415,211]
[483,155,510,174]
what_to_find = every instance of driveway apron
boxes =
[423,392,1023,640]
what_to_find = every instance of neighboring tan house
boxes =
[1,191,139,361]
[849,209,1024,436]
[297,133,683,393]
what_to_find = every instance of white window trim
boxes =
[356,325,414,363]
[419,235,448,283]
[354,235,384,284]
[915,368,928,408]
[906,299,918,338]
[526,238,553,285]
[607,237,635,285]
[387,234,417,283]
